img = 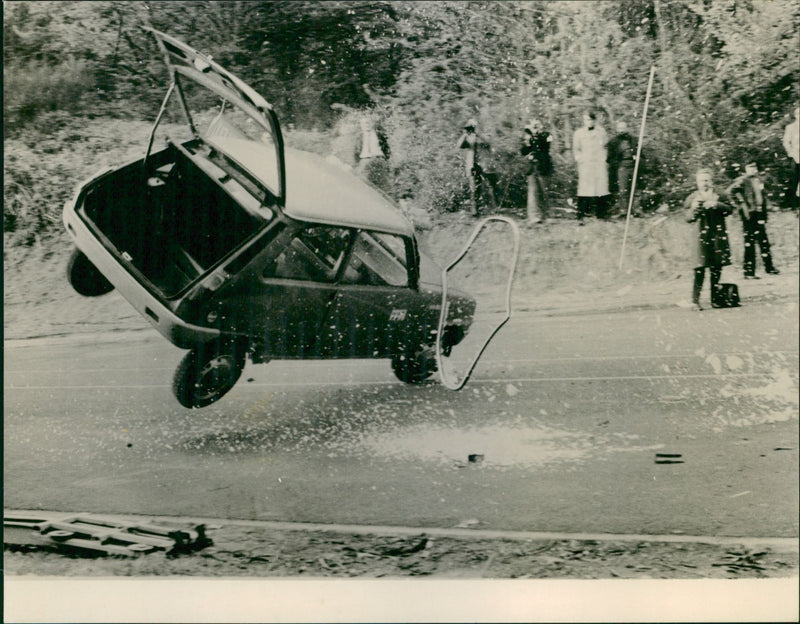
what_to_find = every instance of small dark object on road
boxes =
[468,454,484,464]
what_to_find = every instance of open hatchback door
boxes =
[63,28,289,340]
[146,27,285,205]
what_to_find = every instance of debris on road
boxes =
[655,452,684,465]
[4,514,213,557]
[455,518,482,529]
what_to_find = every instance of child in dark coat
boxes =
[684,169,734,310]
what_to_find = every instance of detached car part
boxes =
[4,514,212,556]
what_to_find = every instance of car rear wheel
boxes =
[66,249,114,297]
[391,342,437,384]
[173,340,245,408]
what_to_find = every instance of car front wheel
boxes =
[66,249,114,296]
[391,341,437,384]
[173,340,245,408]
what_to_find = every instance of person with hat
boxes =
[572,110,610,222]
[684,168,735,310]
[457,118,495,216]
[725,162,780,279]
[606,120,636,218]
[520,118,554,224]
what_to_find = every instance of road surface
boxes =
[4,301,798,539]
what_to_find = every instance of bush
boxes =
[3,59,95,129]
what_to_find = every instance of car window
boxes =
[170,78,281,198]
[265,226,353,283]
[342,232,408,287]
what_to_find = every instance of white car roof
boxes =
[283,148,413,237]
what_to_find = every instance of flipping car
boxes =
[63,29,475,408]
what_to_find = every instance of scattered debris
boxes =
[4,514,213,557]
[655,452,684,465]
[468,453,484,464]
[712,550,768,574]
[379,536,429,557]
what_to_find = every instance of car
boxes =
[63,28,476,408]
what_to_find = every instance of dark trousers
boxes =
[742,213,775,276]
[693,265,721,305]
[616,162,633,215]
[577,195,610,220]
[527,172,550,222]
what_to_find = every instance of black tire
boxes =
[391,341,437,384]
[173,340,245,408]
[66,249,114,297]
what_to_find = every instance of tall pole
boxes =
[619,65,656,271]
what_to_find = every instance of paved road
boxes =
[4,301,798,538]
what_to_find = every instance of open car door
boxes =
[436,216,520,390]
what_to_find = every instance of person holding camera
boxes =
[457,118,495,216]
[520,118,553,224]
[684,168,734,311]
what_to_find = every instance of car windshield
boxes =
[167,75,281,199]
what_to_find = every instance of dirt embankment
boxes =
[4,210,798,340]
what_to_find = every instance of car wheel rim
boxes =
[193,355,236,401]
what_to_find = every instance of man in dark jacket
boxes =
[457,118,496,216]
[520,118,553,224]
[606,120,636,218]
[725,162,779,279]
[684,168,734,310]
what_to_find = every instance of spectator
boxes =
[606,120,636,218]
[684,168,734,311]
[572,110,610,222]
[520,119,554,224]
[782,105,799,209]
[355,112,390,190]
[457,118,495,216]
[725,162,779,279]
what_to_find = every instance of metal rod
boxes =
[619,65,656,271]
[143,80,176,169]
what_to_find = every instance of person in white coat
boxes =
[572,110,610,222]
[782,105,799,208]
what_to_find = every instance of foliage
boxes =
[3,0,799,243]
[3,59,96,128]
